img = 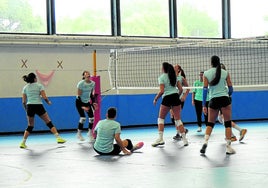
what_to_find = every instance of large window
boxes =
[177,0,222,38]
[231,0,268,38]
[55,0,111,35]
[120,0,169,37]
[0,0,47,33]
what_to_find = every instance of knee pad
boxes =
[26,126,34,133]
[207,122,215,128]
[158,118,164,125]
[224,121,232,128]
[79,117,86,124]
[46,121,54,129]
[175,120,183,127]
[89,118,94,124]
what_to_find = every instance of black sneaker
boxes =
[173,134,181,140]
[173,128,189,140]
[200,143,207,154]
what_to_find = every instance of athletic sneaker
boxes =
[152,139,165,147]
[57,137,66,144]
[231,136,237,142]
[77,133,85,141]
[173,134,182,141]
[87,131,95,143]
[131,142,144,152]
[182,138,189,146]
[20,142,27,149]
[226,145,236,155]
[197,127,202,132]
[173,128,189,140]
[218,115,223,124]
[200,143,207,154]
[239,129,247,141]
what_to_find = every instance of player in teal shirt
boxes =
[20,73,66,149]
[200,56,235,155]
[94,107,143,155]
[152,62,188,147]
[192,71,209,132]
[171,64,190,140]
[75,71,98,142]
[217,63,247,142]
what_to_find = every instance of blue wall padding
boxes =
[0,91,267,133]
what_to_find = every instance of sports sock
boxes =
[226,139,231,146]
[233,124,242,132]
[204,134,210,144]
[181,133,186,139]
[159,131,163,140]
[22,139,26,144]
[54,133,59,138]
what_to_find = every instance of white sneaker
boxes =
[239,129,247,141]
[151,139,165,147]
[77,132,85,141]
[87,131,95,143]
[183,137,189,146]
[226,145,236,155]
[197,127,202,132]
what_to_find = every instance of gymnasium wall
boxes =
[0,44,267,133]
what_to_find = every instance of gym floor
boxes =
[1,121,268,188]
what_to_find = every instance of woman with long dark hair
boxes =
[171,64,190,140]
[76,71,98,142]
[200,56,235,154]
[218,63,247,142]
[20,73,66,149]
[152,62,188,147]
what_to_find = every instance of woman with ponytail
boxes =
[171,64,190,140]
[152,62,188,147]
[20,73,66,149]
[200,56,235,155]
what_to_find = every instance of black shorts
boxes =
[161,93,181,107]
[93,139,133,155]
[209,96,231,110]
[94,144,121,155]
[75,99,94,118]
[26,104,46,117]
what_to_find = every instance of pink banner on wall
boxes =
[36,70,55,86]
[91,76,101,135]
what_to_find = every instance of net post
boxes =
[93,50,97,76]
[91,50,101,135]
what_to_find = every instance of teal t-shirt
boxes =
[177,75,183,85]
[22,83,44,104]
[77,80,95,103]
[204,68,229,100]
[158,73,178,98]
[94,119,121,153]
[193,80,209,101]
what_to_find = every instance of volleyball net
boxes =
[108,37,268,91]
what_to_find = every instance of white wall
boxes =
[0,45,113,98]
